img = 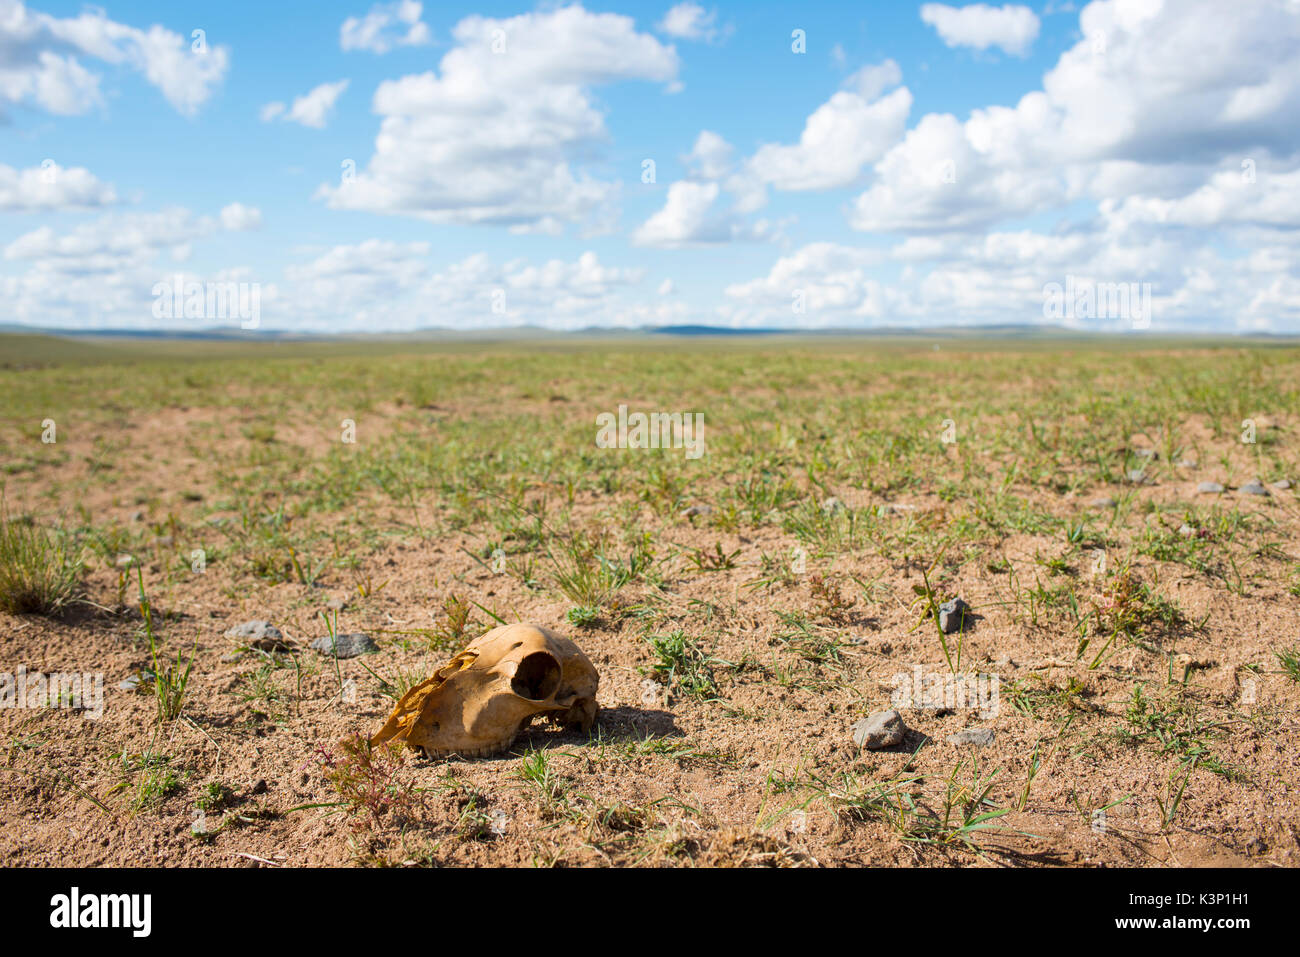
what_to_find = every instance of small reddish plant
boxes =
[312,734,423,830]
[809,572,855,622]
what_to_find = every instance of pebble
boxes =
[1177,524,1196,537]
[1238,481,1269,496]
[821,497,846,514]
[226,620,282,641]
[938,598,973,634]
[946,728,995,747]
[681,504,713,518]
[224,620,294,652]
[1127,469,1148,484]
[1197,481,1224,494]
[310,632,378,658]
[1271,479,1292,490]
[852,710,907,750]
[1176,459,1198,468]
[1088,496,1116,508]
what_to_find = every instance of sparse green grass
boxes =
[643,630,723,700]
[0,499,82,615]
[1276,646,1300,684]
[2,334,1298,867]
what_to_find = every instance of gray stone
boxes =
[1271,479,1292,490]
[681,504,713,518]
[946,728,995,747]
[225,620,282,641]
[1197,481,1224,494]
[1133,448,1157,459]
[1127,469,1148,484]
[311,632,378,658]
[224,620,294,652]
[821,497,846,514]
[1088,496,1117,508]
[852,709,907,750]
[1178,523,1195,537]
[1238,481,1269,496]
[938,598,973,634]
[1176,458,1198,469]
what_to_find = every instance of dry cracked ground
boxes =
[1,334,1298,867]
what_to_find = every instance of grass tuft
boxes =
[0,500,82,615]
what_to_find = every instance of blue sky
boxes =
[3,0,1299,332]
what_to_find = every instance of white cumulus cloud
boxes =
[0,0,229,117]
[340,1,431,54]
[920,3,1041,57]
[0,162,117,211]
[315,5,679,232]
[262,80,350,129]
[658,3,718,42]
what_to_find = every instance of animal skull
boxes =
[368,623,599,758]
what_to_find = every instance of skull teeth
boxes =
[419,731,519,760]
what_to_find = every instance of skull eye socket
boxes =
[511,651,561,701]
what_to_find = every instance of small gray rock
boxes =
[1176,459,1198,469]
[310,632,378,658]
[1197,481,1224,494]
[946,728,995,747]
[681,504,713,518]
[1271,479,1292,490]
[938,598,973,634]
[1127,469,1147,484]
[1177,523,1195,537]
[1133,448,1157,459]
[224,620,294,652]
[225,620,282,641]
[853,710,907,750]
[1238,481,1269,496]
[1088,496,1116,508]
[821,497,846,514]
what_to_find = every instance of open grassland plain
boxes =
[1,334,1298,867]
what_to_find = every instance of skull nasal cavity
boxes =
[512,652,561,700]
